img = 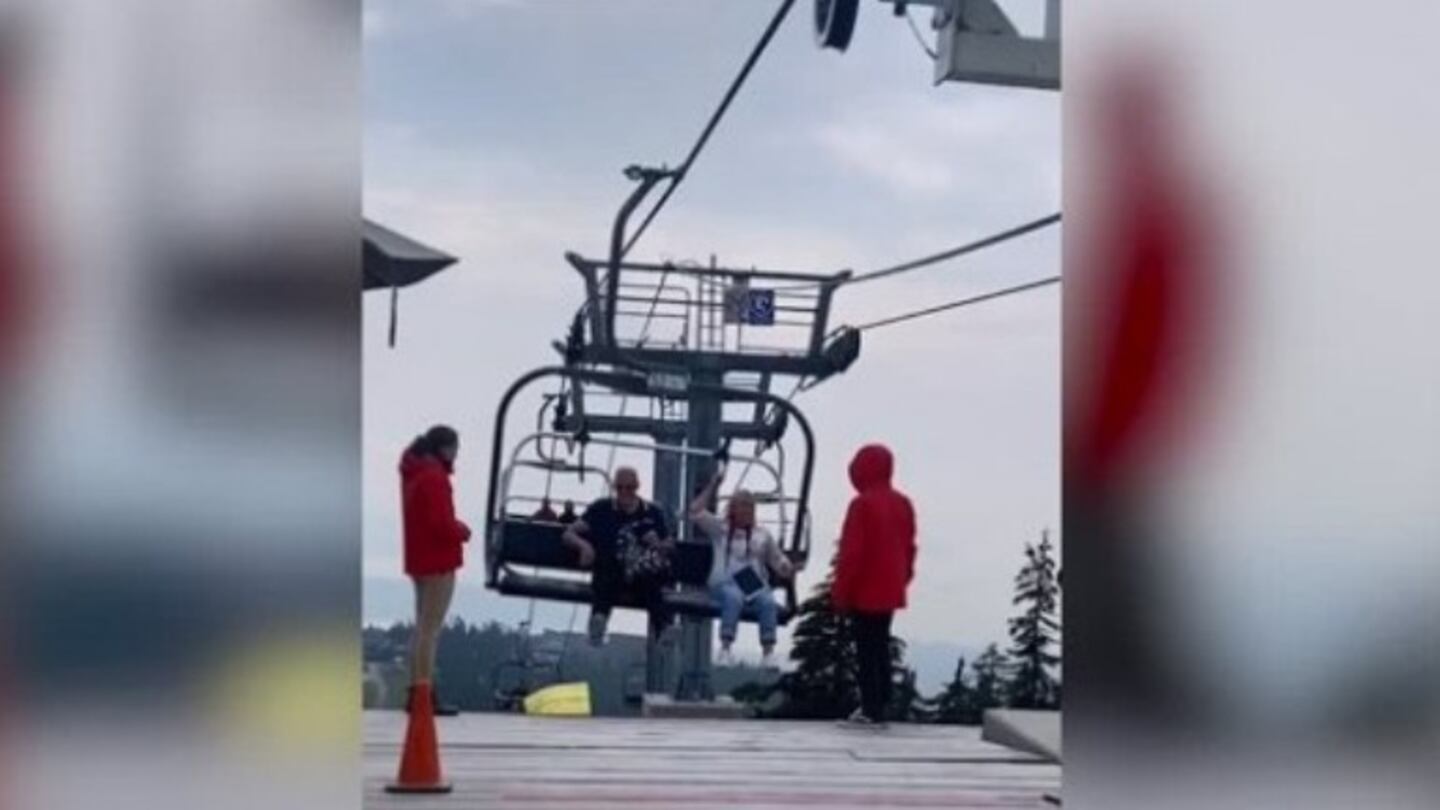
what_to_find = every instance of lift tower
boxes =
[558,165,862,701]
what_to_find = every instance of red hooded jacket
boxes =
[400,451,470,577]
[832,444,917,613]
[0,61,31,379]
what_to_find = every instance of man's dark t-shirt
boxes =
[580,498,674,622]
[580,498,670,569]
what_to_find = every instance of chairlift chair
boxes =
[484,366,816,624]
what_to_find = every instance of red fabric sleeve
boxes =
[832,498,866,611]
[418,470,468,548]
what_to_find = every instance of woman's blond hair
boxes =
[726,489,757,524]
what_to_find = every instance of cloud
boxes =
[364,0,527,40]
[817,123,956,196]
[812,89,1058,203]
[437,0,527,17]
[362,8,384,40]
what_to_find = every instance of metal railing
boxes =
[567,253,851,362]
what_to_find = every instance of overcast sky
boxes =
[362,0,1060,663]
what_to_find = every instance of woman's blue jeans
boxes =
[711,581,778,647]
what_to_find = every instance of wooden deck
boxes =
[364,710,1062,808]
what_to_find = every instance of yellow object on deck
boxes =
[523,682,592,716]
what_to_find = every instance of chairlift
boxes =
[485,366,815,624]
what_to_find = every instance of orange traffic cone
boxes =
[385,682,452,794]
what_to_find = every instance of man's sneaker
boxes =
[587,612,609,647]
[715,647,737,667]
[759,651,779,670]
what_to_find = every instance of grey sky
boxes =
[362,0,1059,667]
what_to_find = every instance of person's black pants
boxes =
[851,611,894,721]
[592,560,673,632]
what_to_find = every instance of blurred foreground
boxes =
[1065,1,1439,807]
[2,1,360,808]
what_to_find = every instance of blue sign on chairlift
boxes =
[742,289,776,326]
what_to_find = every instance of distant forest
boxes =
[364,533,1060,723]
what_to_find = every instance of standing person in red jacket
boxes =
[400,425,470,714]
[832,444,917,727]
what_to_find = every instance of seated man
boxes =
[689,466,798,669]
[562,466,677,646]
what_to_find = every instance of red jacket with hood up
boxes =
[832,444,917,613]
[400,451,470,577]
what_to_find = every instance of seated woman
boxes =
[689,467,799,669]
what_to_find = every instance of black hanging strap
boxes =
[388,284,400,348]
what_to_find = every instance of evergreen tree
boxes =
[730,680,775,707]
[768,553,860,719]
[889,666,936,723]
[434,617,491,709]
[768,551,918,721]
[936,656,981,725]
[1006,530,1062,709]
[972,643,1011,714]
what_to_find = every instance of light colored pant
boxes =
[711,581,778,648]
[410,572,456,683]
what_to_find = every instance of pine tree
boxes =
[972,643,1011,714]
[936,656,981,725]
[912,690,940,724]
[1006,530,1062,709]
[749,550,924,722]
[768,553,860,719]
[890,666,937,723]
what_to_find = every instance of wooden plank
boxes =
[365,711,1061,809]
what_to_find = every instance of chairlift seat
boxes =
[493,517,795,624]
[495,569,795,625]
